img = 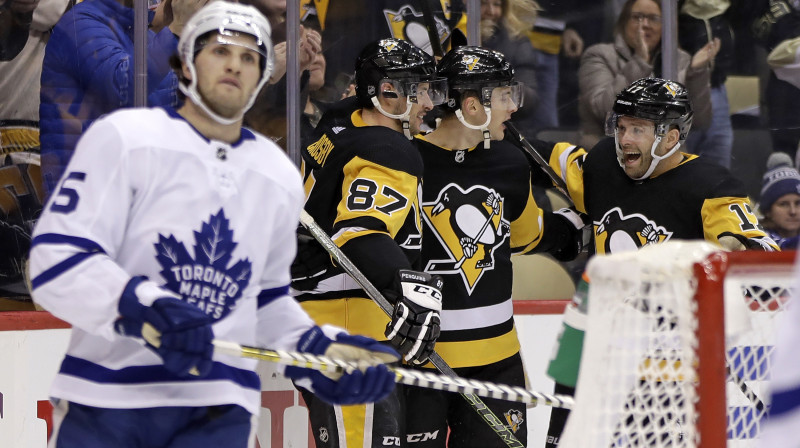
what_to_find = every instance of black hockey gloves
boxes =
[290,231,333,291]
[115,276,214,378]
[384,269,444,365]
[285,326,399,405]
[550,208,591,261]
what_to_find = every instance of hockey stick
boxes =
[504,121,572,203]
[212,339,574,409]
[726,365,766,413]
[298,210,526,448]
[417,0,445,58]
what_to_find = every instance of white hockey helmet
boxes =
[178,1,274,125]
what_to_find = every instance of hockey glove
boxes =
[115,276,214,378]
[550,208,590,262]
[384,270,443,365]
[285,325,399,405]
[290,231,333,291]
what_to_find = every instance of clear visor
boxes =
[385,78,449,106]
[605,113,657,138]
[485,82,524,110]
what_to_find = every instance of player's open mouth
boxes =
[623,152,641,164]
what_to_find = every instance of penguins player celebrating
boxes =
[28,3,397,447]
[292,38,449,448]
[543,77,778,447]
[406,46,588,448]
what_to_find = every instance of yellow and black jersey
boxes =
[543,137,778,254]
[414,136,562,368]
[295,106,424,338]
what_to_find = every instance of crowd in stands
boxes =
[1,0,798,313]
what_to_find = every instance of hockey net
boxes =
[559,241,796,448]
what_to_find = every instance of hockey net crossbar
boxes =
[559,241,796,448]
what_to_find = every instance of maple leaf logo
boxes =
[155,209,251,320]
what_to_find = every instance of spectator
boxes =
[0,0,69,299]
[678,0,735,168]
[759,152,800,249]
[0,0,38,60]
[301,49,326,136]
[481,0,539,140]
[527,0,585,132]
[745,0,800,160]
[577,0,717,149]
[242,0,321,150]
[38,0,206,196]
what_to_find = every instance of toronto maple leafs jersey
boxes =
[543,137,778,254]
[29,107,315,415]
[413,136,568,368]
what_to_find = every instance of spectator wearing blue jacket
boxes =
[38,0,205,196]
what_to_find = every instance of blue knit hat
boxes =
[760,152,800,211]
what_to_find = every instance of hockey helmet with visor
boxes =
[355,38,447,138]
[607,77,693,180]
[436,46,522,148]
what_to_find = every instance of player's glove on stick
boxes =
[115,276,214,378]
[290,231,332,290]
[550,208,590,261]
[285,325,399,405]
[384,270,443,365]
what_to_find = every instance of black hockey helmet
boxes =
[354,38,443,108]
[436,46,520,110]
[611,77,693,141]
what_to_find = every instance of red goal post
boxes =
[559,241,796,448]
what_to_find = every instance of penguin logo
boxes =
[379,39,398,53]
[383,5,450,55]
[594,208,672,254]
[422,184,510,293]
[461,55,479,71]
[504,409,524,433]
[663,81,679,97]
[318,427,329,443]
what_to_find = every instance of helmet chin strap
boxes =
[455,106,492,149]
[180,82,240,126]
[371,96,414,139]
[614,131,682,180]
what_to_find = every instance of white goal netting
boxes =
[560,241,795,448]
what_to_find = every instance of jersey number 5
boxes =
[346,178,408,215]
[50,172,86,214]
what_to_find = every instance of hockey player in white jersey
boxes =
[28,2,398,447]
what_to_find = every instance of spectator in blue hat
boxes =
[759,152,800,249]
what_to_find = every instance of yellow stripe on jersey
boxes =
[509,181,545,254]
[430,328,521,368]
[701,196,779,249]
[527,30,562,54]
[334,155,420,242]
[548,142,588,212]
[300,297,390,340]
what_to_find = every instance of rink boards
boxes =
[0,301,567,448]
